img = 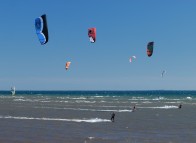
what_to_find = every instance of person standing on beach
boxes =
[111,112,115,122]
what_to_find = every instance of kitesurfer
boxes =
[132,105,136,112]
[111,112,115,122]
[178,104,182,109]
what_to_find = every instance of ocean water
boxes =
[0,90,196,143]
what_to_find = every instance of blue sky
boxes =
[1,0,196,90]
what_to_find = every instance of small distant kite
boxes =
[129,56,136,63]
[161,70,166,77]
[88,28,96,43]
[147,42,154,57]
[35,14,49,45]
[65,62,71,70]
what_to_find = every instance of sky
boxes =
[1,0,196,90]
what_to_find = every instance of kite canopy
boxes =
[147,42,154,57]
[65,62,71,70]
[129,56,136,63]
[35,14,49,45]
[88,28,96,43]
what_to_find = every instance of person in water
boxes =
[132,105,136,112]
[111,112,115,122]
[178,104,182,109]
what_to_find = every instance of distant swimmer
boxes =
[178,104,182,109]
[111,112,115,122]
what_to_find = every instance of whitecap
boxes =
[142,101,152,104]
[186,97,192,100]
[88,137,95,140]
[76,100,96,103]
[0,116,111,123]
[94,96,103,98]
[139,105,178,109]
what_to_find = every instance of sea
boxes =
[0,90,196,143]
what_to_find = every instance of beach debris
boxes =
[35,14,49,45]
